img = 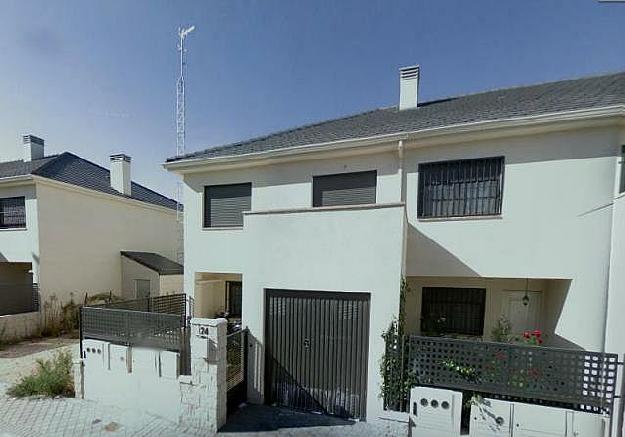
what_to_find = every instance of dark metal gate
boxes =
[226,328,248,414]
[265,289,370,420]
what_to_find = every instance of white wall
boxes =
[0,183,40,281]
[404,127,621,350]
[178,124,624,421]
[120,256,161,299]
[35,181,178,304]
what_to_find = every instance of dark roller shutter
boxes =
[312,170,376,207]
[204,183,251,227]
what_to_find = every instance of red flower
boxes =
[533,330,542,337]
[523,331,530,339]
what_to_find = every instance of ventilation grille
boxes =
[400,65,420,80]
[22,135,44,145]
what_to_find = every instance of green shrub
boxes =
[7,350,74,398]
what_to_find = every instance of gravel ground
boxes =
[0,337,80,386]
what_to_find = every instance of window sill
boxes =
[417,214,502,223]
[0,227,27,232]
[201,226,244,231]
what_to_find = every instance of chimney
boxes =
[399,65,420,110]
[23,135,45,162]
[110,154,132,196]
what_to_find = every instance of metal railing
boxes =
[226,328,248,414]
[80,293,192,374]
[383,334,619,415]
[0,283,39,316]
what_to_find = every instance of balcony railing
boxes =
[0,283,39,316]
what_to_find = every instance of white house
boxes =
[164,69,625,424]
[0,136,181,337]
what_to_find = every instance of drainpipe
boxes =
[398,140,406,203]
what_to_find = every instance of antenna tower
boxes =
[175,25,194,264]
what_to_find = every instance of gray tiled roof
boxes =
[168,71,625,162]
[121,251,183,275]
[0,152,176,210]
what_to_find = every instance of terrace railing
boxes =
[383,334,619,416]
[0,283,39,316]
[80,293,192,374]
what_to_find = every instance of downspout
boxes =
[398,140,406,203]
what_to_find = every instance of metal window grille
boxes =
[226,281,242,317]
[0,197,26,229]
[420,287,486,336]
[312,170,377,207]
[0,283,39,316]
[418,157,504,218]
[204,183,252,227]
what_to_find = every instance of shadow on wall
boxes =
[405,224,479,277]
[543,279,583,350]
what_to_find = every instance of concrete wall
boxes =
[0,311,40,339]
[120,256,161,299]
[179,124,624,421]
[35,180,178,304]
[159,275,183,296]
[0,184,40,281]
[404,127,621,351]
[76,318,227,433]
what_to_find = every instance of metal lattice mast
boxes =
[175,25,194,264]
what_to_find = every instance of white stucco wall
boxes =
[120,256,161,299]
[178,123,624,421]
[404,127,621,350]
[35,180,178,304]
[0,183,40,280]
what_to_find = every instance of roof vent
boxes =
[399,65,420,110]
[23,135,45,162]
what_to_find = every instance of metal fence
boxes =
[0,283,39,316]
[383,334,619,415]
[80,294,192,374]
[226,328,248,414]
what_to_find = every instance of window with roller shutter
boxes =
[203,183,251,228]
[312,170,377,207]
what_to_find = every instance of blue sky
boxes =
[1,0,624,197]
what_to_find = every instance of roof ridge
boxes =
[48,152,176,204]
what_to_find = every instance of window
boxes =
[312,170,377,207]
[0,197,26,229]
[418,157,504,218]
[225,281,242,317]
[204,183,252,228]
[420,287,486,336]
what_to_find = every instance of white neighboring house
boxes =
[120,251,183,300]
[164,70,625,423]
[0,135,181,337]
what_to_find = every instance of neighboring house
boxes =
[120,251,183,300]
[164,69,625,422]
[0,135,179,336]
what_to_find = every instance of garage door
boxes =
[265,289,370,420]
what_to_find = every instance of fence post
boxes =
[180,318,227,433]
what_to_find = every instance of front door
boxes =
[502,291,542,335]
[135,279,151,300]
[265,289,370,420]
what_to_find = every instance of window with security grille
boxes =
[204,183,252,227]
[420,287,486,336]
[313,170,376,207]
[0,197,26,229]
[418,157,504,218]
